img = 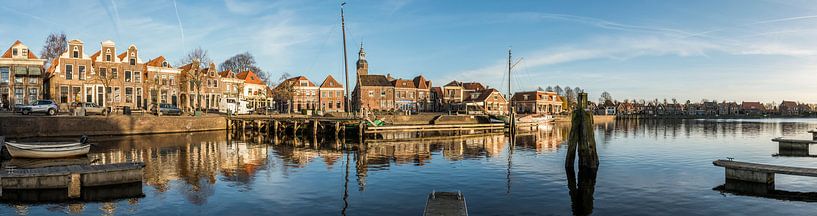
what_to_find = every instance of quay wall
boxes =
[0,116,226,138]
[555,115,616,123]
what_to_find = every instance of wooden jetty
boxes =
[424,191,468,216]
[0,162,145,198]
[771,137,817,157]
[713,160,817,187]
[228,114,550,142]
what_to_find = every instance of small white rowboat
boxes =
[1,136,91,159]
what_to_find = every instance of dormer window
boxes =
[105,49,112,61]
[130,59,135,65]
[22,49,27,56]
[72,47,79,58]
[12,48,17,56]
[162,62,168,67]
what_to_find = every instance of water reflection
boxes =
[4,118,817,215]
[714,180,817,202]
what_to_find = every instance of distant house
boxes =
[779,101,799,116]
[274,76,318,113]
[462,88,507,115]
[511,90,562,115]
[602,100,616,115]
[616,102,636,115]
[319,75,344,113]
[718,102,739,115]
[740,101,765,115]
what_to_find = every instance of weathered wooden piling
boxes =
[565,92,599,169]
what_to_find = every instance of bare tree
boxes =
[599,91,612,104]
[40,32,68,76]
[90,68,117,114]
[554,85,563,96]
[179,47,211,69]
[272,72,295,113]
[219,52,268,83]
[564,86,576,109]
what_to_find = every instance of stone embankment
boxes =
[0,115,226,138]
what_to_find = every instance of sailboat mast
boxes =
[341,2,350,113]
[508,48,512,102]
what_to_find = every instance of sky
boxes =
[1,0,817,103]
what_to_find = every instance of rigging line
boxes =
[307,21,340,74]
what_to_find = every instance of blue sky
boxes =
[1,0,816,103]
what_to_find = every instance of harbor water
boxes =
[3,118,817,215]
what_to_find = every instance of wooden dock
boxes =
[713,160,817,187]
[771,137,817,157]
[424,191,468,216]
[0,162,145,198]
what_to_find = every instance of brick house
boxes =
[236,70,267,109]
[144,56,181,107]
[319,75,344,112]
[393,78,417,111]
[779,101,799,116]
[511,90,562,115]
[218,69,244,100]
[353,74,394,111]
[46,39,96,111]
[740,101,765,115]
[413,75,432,112]
[718,102,739,115]
[463,88,507,115]
[1,40,44,110]
[275,76,319,113]
[178,62,222,111]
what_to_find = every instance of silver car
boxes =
[72,102,107,116]
[19,100,59,116]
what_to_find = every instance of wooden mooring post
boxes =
[565,92,599,169]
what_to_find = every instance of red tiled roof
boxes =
[236,70,265,85]
[462,82,485,91]
[320,75,343,88]
[117,52,127,61]
[465,88,504,102]
[146,56,169,67]
[393,79,416,88]
[218,70,235,78]
[413,75,429,89]
[741,102,764,110]
[2,40,39,59]
[89,50,101,61]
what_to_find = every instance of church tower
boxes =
[356,43,368,76]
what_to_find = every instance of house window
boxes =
[368,90,373,97]
[111,68,118,79]
[125,87,133,103]
[134,72,141,83]
[60,86,69,103]
[72,86,81,103]
[381,90,386,97]
[12,48,18,56]
[78,66,86,80]
[130,59,135,65]
[162,75,168,85]
[28,77,37,84]
[99,68,107,78]
[125,71,132,82]
[337,102,341,108]
[14,88,23,104]
[106,54,111,61]
[0,67,8,83]
[162,62,168,67]
[65,65,73,80]
[114,87,121,102]
[72,47,79,58]
[214,80,218,88]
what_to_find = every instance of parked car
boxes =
[18,100,59,116]
[150,103,182,116]
[71,102,107,116]
[254,106,276,115]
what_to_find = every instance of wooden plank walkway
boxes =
[0,162,145,177]
[771,137,817,144]
[713,160,817,177]
[424,191,468,216]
